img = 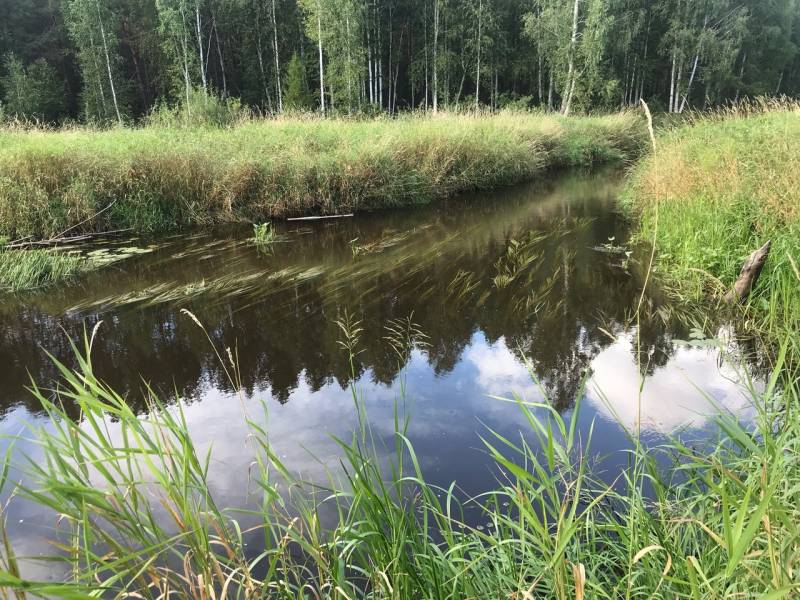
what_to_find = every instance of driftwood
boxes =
[6,228,133,249]
[724,240,771,304]
[286,214,354,221]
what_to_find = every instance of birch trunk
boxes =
[212,16,226,97]
[255,19,274,112]
[367,4,374,105]
[678,52,699,113]
[734,51,746,102]
[195,2,207,93]
[423,2,429,107]
[679,15,706,113]
[537,54,543,105]
[271,0,282,112]
[561,0,580,115]
[346,15,353,113]
[316,5,325,114]
[668,47,676,113]
[474,0,482,111]
[432,0,439,113]
[96,1,122,125]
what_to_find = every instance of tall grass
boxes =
[0,112,645,239]
[1,316,798,598]
[624,104,800,357]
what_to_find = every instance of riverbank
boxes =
[0,112,645,240]
[625,106,800,355]
[0,112,644,292]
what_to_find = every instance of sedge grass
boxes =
[0,112,646,239]
[0,315,798,598]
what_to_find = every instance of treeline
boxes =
[1,0,799,123]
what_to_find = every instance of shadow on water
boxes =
[0,169,763,578]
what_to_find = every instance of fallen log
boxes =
[724,240,771,304]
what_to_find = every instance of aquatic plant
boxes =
[0,318,798,598]
[0,247,89,292]
[251,222,276,246]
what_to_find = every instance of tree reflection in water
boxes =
[0,171,716,423]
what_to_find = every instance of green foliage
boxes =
[3,0,800,122]
[283,53,314,110]
[62,0,128,124]
[1,321,798,597]
[625,104,800,356]
[251,221,275,245]
[145,87,249,127]
[0,247,89,291]
[0,54,66,123]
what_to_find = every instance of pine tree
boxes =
[284,52,314,109]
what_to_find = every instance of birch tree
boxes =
[63,0,125,124]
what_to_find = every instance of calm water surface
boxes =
[0,171,757,579]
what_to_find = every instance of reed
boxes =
[0,246,89,292]
[1,318,797,598]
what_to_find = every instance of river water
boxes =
[0,170,757,579]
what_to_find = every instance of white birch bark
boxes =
[316,3,325,114]
[96,0,122,125]
[271,0,282,112]
[561,0,580,115]
[432,0,439,113]
[195,1,207,93]
[474,0,482,111]
[668,47,676,113]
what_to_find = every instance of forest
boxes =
[1,0,799,123]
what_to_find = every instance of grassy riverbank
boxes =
[1,326,798,598]
[0,112,645,240]
[625,107,800,354]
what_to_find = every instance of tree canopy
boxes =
[1,0,798,122]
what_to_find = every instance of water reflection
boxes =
[1,172,680,418]
[0,170,762,581]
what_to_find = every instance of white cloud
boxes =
[587,335,758,435]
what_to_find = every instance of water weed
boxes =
[0,247,89,292]
[251,222,276,246]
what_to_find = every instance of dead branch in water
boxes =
[6,228,133,249]
[724,240,771,304]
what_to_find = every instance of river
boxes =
[0,170,757,580]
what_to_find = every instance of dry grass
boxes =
[0,112,646,239]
